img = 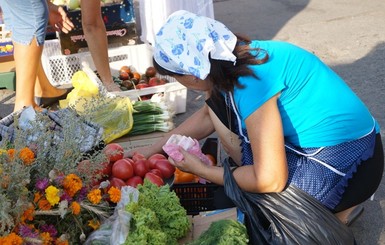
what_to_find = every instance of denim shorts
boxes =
[0,0,48,46]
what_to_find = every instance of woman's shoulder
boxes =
[251,40,313,55]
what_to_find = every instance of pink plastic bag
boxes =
[162,134,211,183]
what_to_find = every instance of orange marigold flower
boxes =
[38,198,52,211]
[21,205,35,223]
[18,147,35,165]
[41,232,53,245]
[88,219,100,230]
[1,232,23,245]
[108,186,121,203]
[7,148,15,161]
[70,201,81,215]
[34,192,43,204]
[87,189,102,204]
[55,238,69,245]
[63,174,82,197]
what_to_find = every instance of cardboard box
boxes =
[58,0,137,54]
[112,131,166,151]
[179,208,240,244]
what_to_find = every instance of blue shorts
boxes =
[0,0,48,46]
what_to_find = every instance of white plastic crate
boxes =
[41,40,187,114]
[41,39,85,86]
[81,44,187,114]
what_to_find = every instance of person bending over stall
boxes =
[126,10,384,229]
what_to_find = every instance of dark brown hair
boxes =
[153,34,269,94]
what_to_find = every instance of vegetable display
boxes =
[187,219,249,245]
[129,100,174,136]
[124,180,191,245]
[101,143,176,189]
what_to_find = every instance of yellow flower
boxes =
[70,201,81,215]
[108,186,121,203]
[88,219,100,230]
[18,147,35,165]
[45,185,60,206]
[87,189,102,204]
[63,174,82,197]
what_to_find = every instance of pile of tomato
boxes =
[101,143,176,189]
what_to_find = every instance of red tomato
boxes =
[99,161,113,176]
[144,172,164,187]
[149,168,163,178]
[109,177,126,189]
[132,152,146,162]
[133,159,150,178]
[112,159,134,180]
[103,143,124,163]
[154,159,176,179]
[148,153,167,169]
[126,176,143,188]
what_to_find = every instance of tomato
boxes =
[145,172,164,187]
[103,143,124,163]
[154,159,176,179]
[132,159,150,178]
[149,168,163,178]
[126,176,143,188]
[112,159,134,180]
[109,177,126,189]
[205,154,217,166]
[148,153,167,169]
[99,161,113,176]
[132,152,146,162]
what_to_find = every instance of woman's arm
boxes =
[174,94,288,193]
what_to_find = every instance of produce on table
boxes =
[174,168,199,184]
[186,219,249,245]
[103,143,176,189]
[129,100,174,136]
[124,180,191,245]
[115,65,170,93]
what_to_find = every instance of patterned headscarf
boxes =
[153,10,237,80]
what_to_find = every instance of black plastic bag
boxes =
[222,159,355,245]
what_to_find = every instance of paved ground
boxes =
[1,0,384,244]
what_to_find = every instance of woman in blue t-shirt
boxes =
[128,10,384,226]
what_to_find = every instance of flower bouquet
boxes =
[0,107,120,244]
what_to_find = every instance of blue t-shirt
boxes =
[232,40,379,147]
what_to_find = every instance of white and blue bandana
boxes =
[153,10,237,80]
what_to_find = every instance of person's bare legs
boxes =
[80,0,120,92]
[13,38,41,112]
[34,60,71,98]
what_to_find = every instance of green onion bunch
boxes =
[129,101,175,136]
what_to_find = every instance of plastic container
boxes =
[41,39,86,86]
[82,44,187,114]
[171,138,235,215]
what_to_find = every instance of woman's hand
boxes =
[48,2,74,33]
[168,147,207,174]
